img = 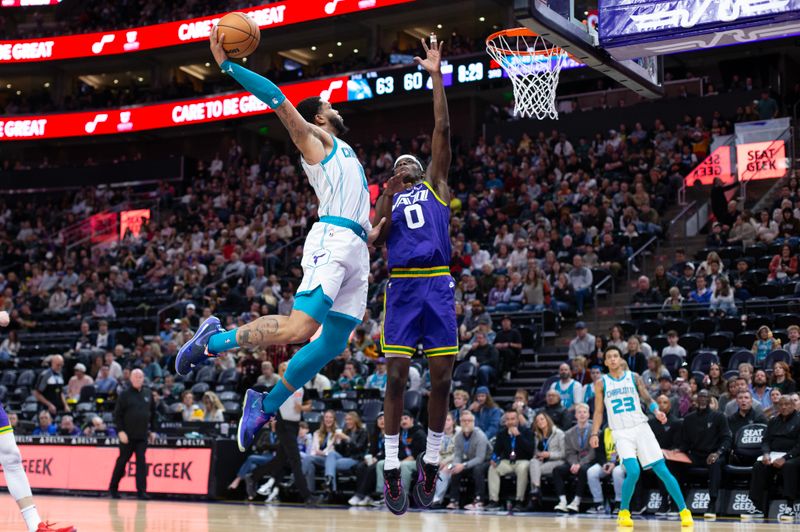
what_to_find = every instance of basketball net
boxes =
[486,28,570,120]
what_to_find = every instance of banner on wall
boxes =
[1,0,62,6]
[0,0,414,63]
[599,0,800,59]
[685,145,732,186]
[0,75,348,141]
[0,444,211,495]
[89,212,118,245]
[120,209,151,239]
[736,140,787,181]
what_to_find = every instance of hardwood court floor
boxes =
[0,495,791,531]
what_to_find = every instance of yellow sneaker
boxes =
[680,508,694,527]
[617,509,634,527]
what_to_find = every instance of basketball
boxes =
[216,12,260,59]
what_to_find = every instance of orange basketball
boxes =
[216,12,260,59]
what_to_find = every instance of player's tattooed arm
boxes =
[236,317,280,348]
[415,36,451,203]
[274,104,327,165]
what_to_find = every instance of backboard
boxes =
[513,0,664,98]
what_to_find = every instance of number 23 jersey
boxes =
[602,370,648,431]
[387,181,451,270]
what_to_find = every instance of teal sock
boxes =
[261,312,357,414]
[620,458,641,511]
[207,329,238,354]
[651,459,687,511]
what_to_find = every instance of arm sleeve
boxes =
[221,60,286,109]
[717,414,732,454]
[761,423,772,454]
[564,432,578,464]
[465,436,488,469]
[452,436,464,465]
[114,392,126,434]
[549,431,566,461]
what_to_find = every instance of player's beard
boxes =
[330,114,349,136]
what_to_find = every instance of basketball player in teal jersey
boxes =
[176,29,384,454]
[590,347,693,527]
[372,35,455,514]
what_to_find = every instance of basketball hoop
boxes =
[486,27,571,120]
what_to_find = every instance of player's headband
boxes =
[393,154,424,174]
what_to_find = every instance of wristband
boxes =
[222,60,286,109]
[649,402,658,413]
[591,433,599,437]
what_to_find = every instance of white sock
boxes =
[423,430,443,465]
[559,495,567,505]
[21,505,40,532]
[384,434,400,470]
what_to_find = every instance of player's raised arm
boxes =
[635,373,664,423]
[415,36,451,202]
[210,29,327,164]
[589,379,604,448]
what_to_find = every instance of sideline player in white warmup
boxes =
[175,29,384,453]
[590,347,693,528]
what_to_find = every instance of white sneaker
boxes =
[348,495,364,506]
[567,499,581,513]
[464,500,484,511]
[587,504,605,514]
[704,512,717,521]
[741,512,764,521]
[370,497,384,507]
[256,477,275,496]
[778,512,795,523]
[265,487,279,503]
[554,501,570,513]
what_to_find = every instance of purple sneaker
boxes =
[412,452,438,508]
[175,316,224,376]
[383,467,408,515]
[237,389,273,452]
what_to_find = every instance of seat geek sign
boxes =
[0,0,414,63]
[736,140,787,181]
[0,444,211,495]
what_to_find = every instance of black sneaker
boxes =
[512,500,527,512]
[383,467,409,515]
[305,494,322,507]
[484,500,501,510]
[412,453,439,509]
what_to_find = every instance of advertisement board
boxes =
[0,0,414,63]
[0,444,211,495]
[599,0,800,59]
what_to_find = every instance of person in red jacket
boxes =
[768,244,798,282]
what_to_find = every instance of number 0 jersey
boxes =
[386,181,451,270]
[602,370,648,431]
